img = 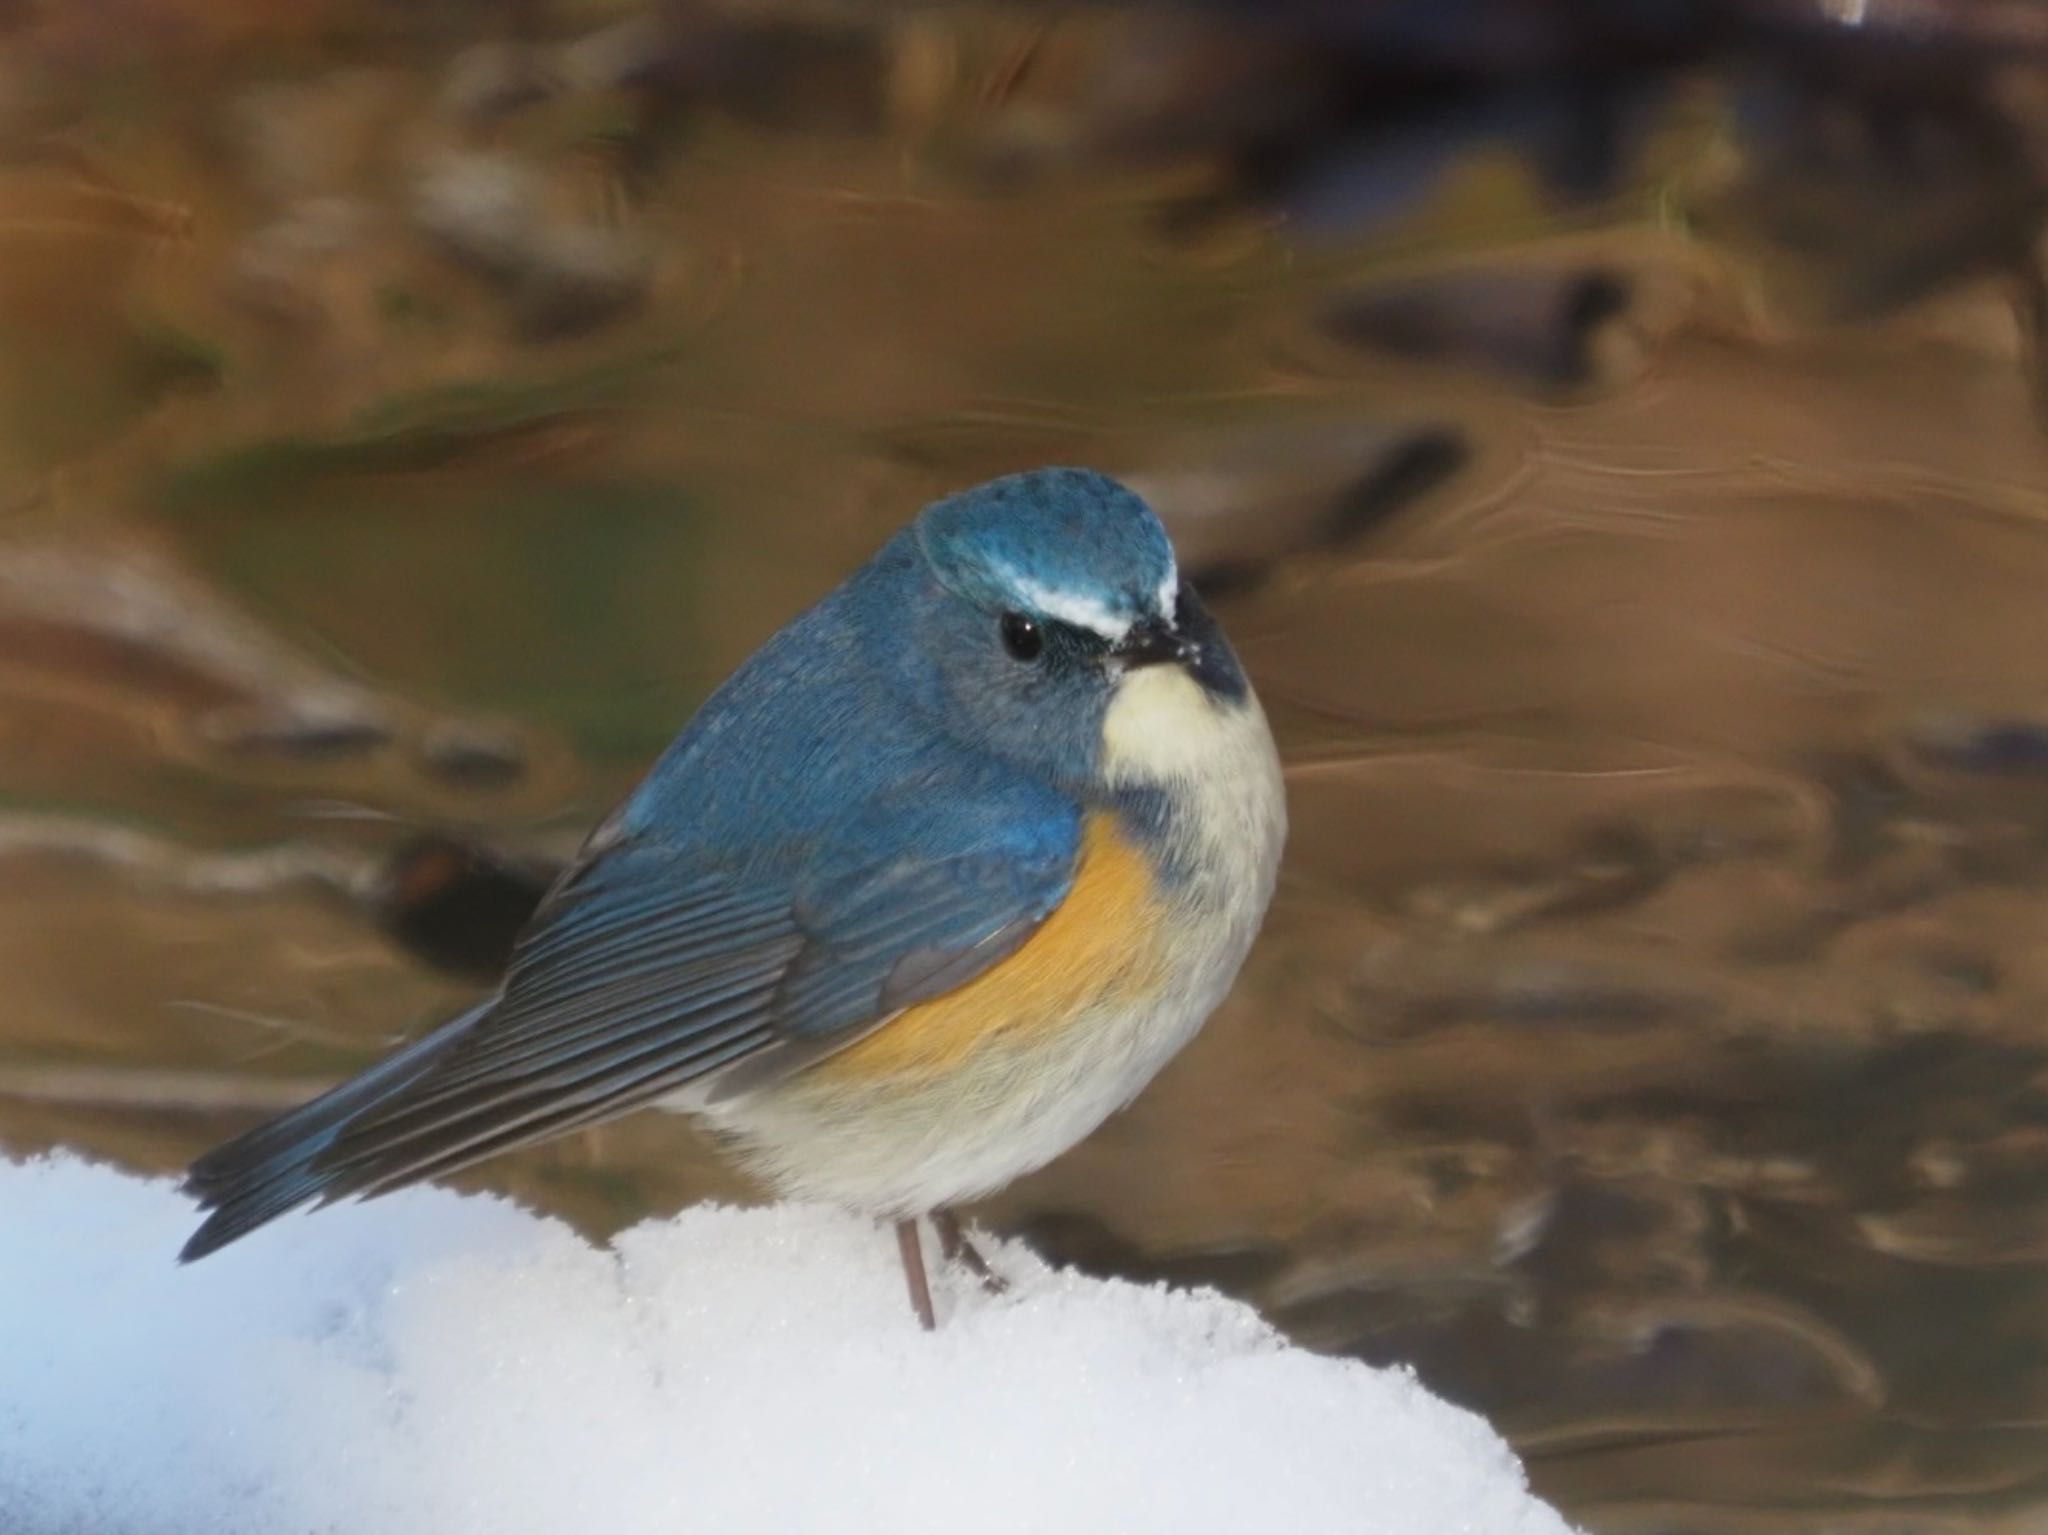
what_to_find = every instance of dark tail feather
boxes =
[178,1005,488,1262]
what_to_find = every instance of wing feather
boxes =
[180,790,1080,1259]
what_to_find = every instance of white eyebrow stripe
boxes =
[1003,571,1133,641]
[1156,562,1179,617]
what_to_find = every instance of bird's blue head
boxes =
[916,467,1180,639]
[854,467,1252,794]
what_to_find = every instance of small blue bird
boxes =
[180,468,1287,1326]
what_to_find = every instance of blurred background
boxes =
[2,0,2047,1528]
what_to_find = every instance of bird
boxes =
[179,467,1287,1328]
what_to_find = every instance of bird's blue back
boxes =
[616,524,1082,877]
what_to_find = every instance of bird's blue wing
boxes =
[180,776,1080,1247]
[375,797,1077,1137]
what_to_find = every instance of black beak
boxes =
[1112,617,1195,670]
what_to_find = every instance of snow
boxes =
[0,1153,1575,1535]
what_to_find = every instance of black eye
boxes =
[999,611,1043,662]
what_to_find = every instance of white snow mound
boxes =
[0,1153,1575,1535]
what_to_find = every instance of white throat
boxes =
[1102,666,1255,784]
[1099,664,1287,914]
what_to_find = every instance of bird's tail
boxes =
[178,1004,487,1262]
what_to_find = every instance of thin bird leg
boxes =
[933,1208,1008,1293]
[896,1218,937,1330]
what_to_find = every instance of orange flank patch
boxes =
[817,813,1170,1082]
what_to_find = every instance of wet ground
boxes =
[3,3,2048,1530]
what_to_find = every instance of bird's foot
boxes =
[933,1209,1009,1295]
[895,1212,1008,1330]
[895,1218,937,1330]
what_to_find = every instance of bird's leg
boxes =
[896,1218,937,1331]
[933,1208,1008,1294]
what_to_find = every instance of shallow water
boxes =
[3,4,2048,1530]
